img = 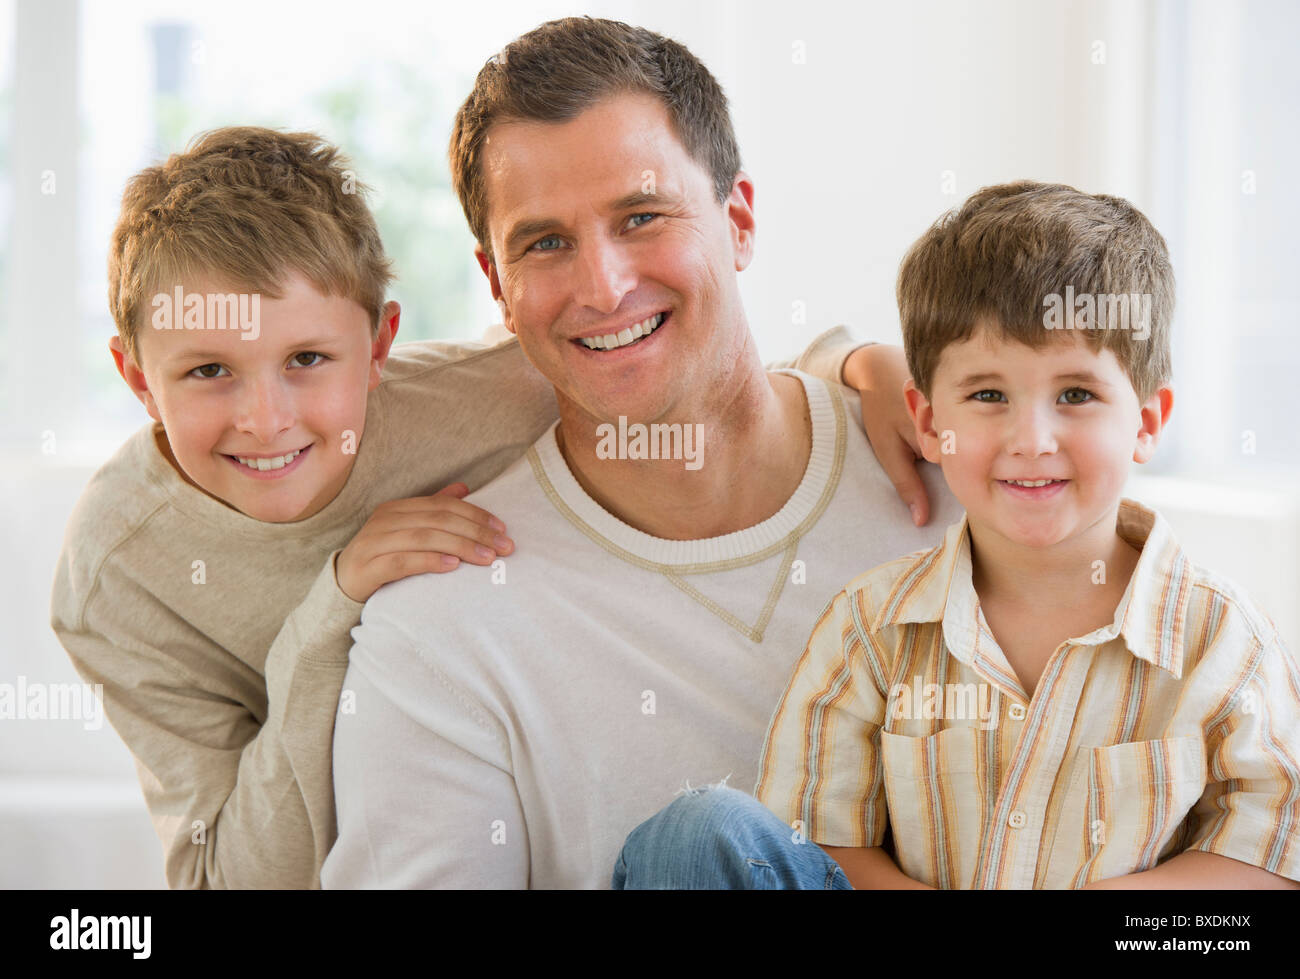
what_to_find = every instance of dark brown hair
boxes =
[898,181,1174,401]
[449,16,741,259]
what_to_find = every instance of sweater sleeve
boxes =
[51,549,362,889]
[767,325,868,381]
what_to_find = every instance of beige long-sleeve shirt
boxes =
[50,329,858,888]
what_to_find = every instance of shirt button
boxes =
[1008,810,1027,829]
[1008,703,1027,721]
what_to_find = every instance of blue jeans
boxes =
[611,785,853,889]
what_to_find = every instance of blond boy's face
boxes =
[905,323,1171,551]
[116,271,394,523]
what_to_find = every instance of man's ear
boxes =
[903,379,945,465]
[727,171,756,272]
[368,301,401,390]
[109,335,162,424]
[474,245,515,335]
[1133,384,1174,464]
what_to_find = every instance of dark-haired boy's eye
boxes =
[971,389,1003,403]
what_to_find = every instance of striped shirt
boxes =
[755,499,1300,888]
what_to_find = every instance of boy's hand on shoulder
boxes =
[335,483,513,603]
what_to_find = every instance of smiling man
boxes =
[321,17,961,889]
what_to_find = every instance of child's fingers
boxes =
[374,496,509,535]
[380,524,511,565]
[369,550,465,589]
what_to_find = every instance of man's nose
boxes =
[573,237,635,314]
[1005,403,1058,458]
[234,375,295,444]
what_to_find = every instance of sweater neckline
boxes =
[528,371,845,570]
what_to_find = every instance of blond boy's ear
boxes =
[1133,384,1174,464]
[367,301,401,391]
[474,245,515,336]
[109,336,162,424]
[903,378,945,465]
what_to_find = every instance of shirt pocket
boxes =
[879,724,988,889]
[1046,736,1206,888]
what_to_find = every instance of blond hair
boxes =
[108,126,393,363]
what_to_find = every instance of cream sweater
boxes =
[322,372,962,889]
[49,330,857,888]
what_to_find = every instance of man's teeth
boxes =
[235,449,302,471]
[579,313,664,350]
[1005,479,1062,487]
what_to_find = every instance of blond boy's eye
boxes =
[291,352,326,368]
[1060,388,1094,404]
[189,363,227,379]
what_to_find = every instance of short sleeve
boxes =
[1183,630,1300,882]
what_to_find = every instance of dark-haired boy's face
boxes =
[475,91,755,427]
[904,323,1173,552]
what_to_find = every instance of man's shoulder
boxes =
[360,441,560,637]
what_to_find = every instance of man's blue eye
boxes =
[189,363,228,380]
[628,213,657,228]
[531,235,563,252]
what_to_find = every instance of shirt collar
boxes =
[871,498,1195,679]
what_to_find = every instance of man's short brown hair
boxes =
[898,181,1175,401]
[108,126,393,364]
[449,16,741,259]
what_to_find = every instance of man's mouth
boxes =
[575,312,666,351]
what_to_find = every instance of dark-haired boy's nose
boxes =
[1005,404,1058,457]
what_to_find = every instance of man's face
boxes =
[478,91,755,426]
[905,323,1170,551]
[119,271,392,523]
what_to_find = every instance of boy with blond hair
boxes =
[52,125,910,888]
[613,181,1300,889]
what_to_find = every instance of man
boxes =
[322,17,961,888]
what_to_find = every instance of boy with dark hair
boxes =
[614,182,1300,889]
